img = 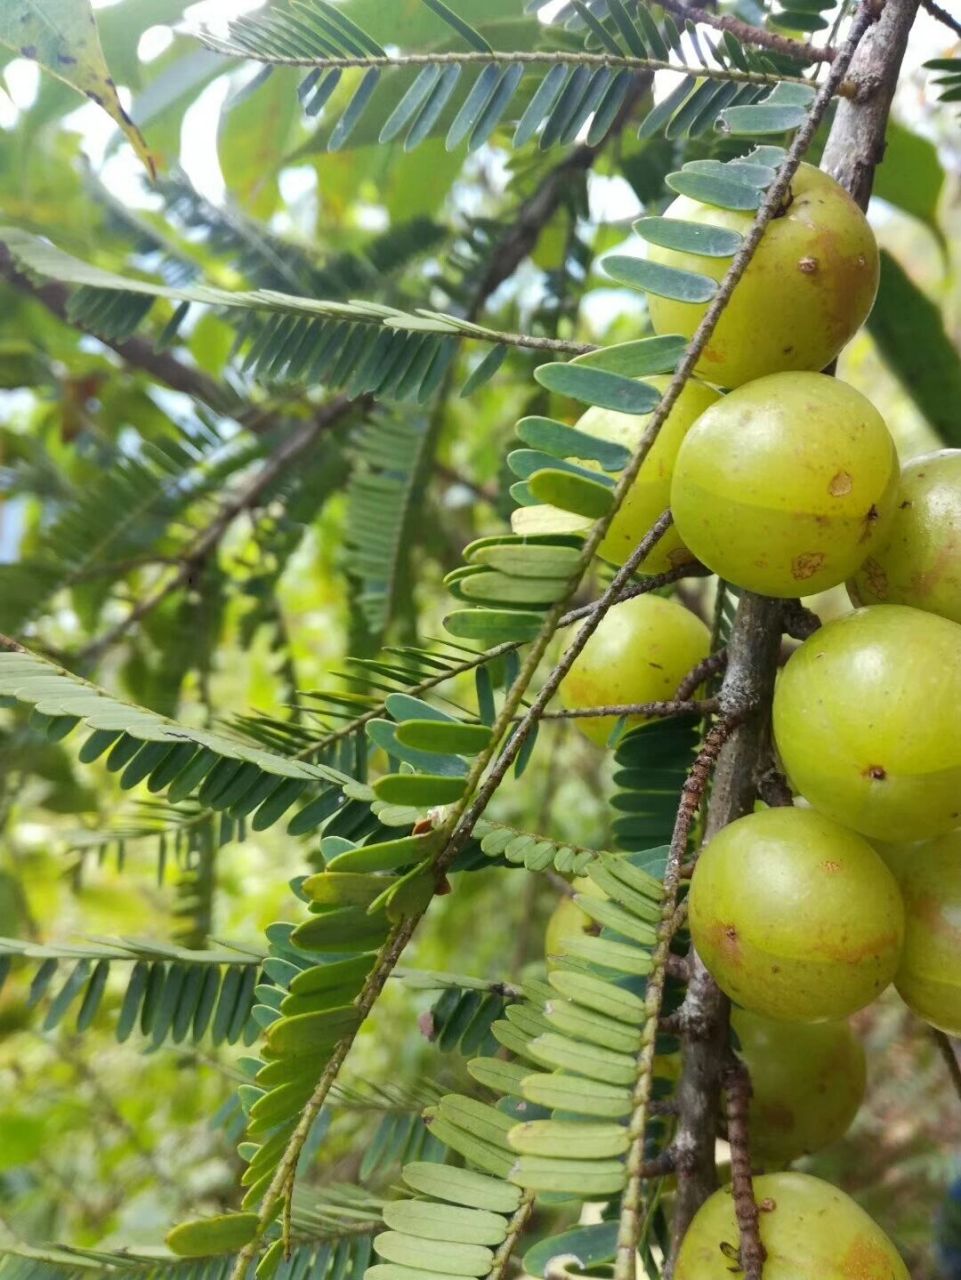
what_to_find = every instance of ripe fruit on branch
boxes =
[773,605,961,841]
[670,372,898,597]
[878,831,961,1036]
[849,449,961,624]
[674,1171,909,1279]
[512,377,720,574]
[688,807,903,1022]
[558,594,710,746]
[730,1009,866,1166]
[647,162,879,389]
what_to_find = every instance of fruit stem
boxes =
[723,1057,768,1280]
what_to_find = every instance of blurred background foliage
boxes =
[0,1,959,1276]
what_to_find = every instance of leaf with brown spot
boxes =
[0,0,156,176]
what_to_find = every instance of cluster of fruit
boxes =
[542,163,961,1274]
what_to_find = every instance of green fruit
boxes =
[689,807,903,1022]
[731,1009,866,1165]
[648,163,879,389]
[850,449,961,624]
[559,594,710,746]
[544,877,603,964]
[670,372,898,597]
[674,1171,909,1279]
[878,831,961,1035]
[773,605,961,841]
[511,377,720,574]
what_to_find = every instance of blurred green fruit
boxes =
[648,163,879,388]
[879,830,961,1036]
[850,449,961,624]
[670,372,898,597]
[731,1009,865,1165]
[544,876,603,965]
[689,807,903,1021]
[559,594,709,746]
[674,1171,909,1278]
[773,605,961,840]
[511,377,719,574]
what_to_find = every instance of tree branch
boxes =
[920,0,961,38]
[654,0,838,63]
[722,1058,767,1280]
[0,244,247,422]
[76,395,360,663]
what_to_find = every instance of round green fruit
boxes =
[849,449,961,624]
[674,1171,908,1279]
[670,372,898,597]
[647,162,879,389]
[511,377,720,574]
[730,1009,866,1165]
[559,594,710,746]
[773,605,961,841]
[544,876,603,965]
[689,807,903,1022]
[878,831,961,1036]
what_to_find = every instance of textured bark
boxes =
[667,0,922,1265]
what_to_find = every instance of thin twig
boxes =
[486,1191,535,1280]
[228,918,418,1279]
[291,563,708,763]
[197,37,828,89]
[675,649,728,702]
[76,397,358,663]
[655,0,838,62]
[933,1029,961,1103]
[722,1057,767,1280]
[613,718,737,1280]
[537,697,716,721]
[921,0,961,36]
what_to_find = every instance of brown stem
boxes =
[613,718,737,1280]
[654,0,838,62]
[676,649,728,702]
[920,0,961,38]
[722,1057,767,1280]
[668,596,786,1264]
[933,1029,961,1103]
[781,599,822,639]
[538,696,716,721]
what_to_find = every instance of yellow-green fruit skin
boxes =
[688,807,903,1022]
[544,876,603,965]
[674,1172,909,1280]
[849,449,961,624]
[647,163,879,388]
[575,376,720,572]
[773,605,961,841]
[731,1009,866,1165]
[878,831,961,1035]
[559,594,710,746]
[670,372,898,598]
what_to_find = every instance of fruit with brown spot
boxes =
[849,449,961,624]
[647,162,879,388]
[730,1009,866,1165]
[670,372,898,597]
[773,605,961,840]
[689,807,904,1021]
